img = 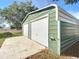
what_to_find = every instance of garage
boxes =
[22,4,79,55]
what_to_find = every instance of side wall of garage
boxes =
[58,9,79,52]
[60,21,79,52]
[48,8,59,54]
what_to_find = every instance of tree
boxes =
[0,1,38,29]
[51,0,79,4]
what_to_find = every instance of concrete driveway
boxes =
[0,36,46,59]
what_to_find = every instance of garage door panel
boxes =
[31,17,48,47]
[23,24,28,37]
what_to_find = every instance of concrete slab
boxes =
[0,36,46,59]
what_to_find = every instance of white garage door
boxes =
[31,17,48,47]
[23,24,28,37]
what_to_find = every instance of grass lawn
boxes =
[0,31,22,47]
[12,32,22,37]
[0,38,5,47]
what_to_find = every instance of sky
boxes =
[0,0,79,19]
[32,0,79,19]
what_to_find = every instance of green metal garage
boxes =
[22,4,79,55]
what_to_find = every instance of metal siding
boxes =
[48,8,59,54]
[58,11,77,24]
[23,9,56,24]
[24,10,48,24]
[58,10,79,53]
[60,21,79,52]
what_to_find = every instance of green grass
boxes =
[0,31,22,47]
[12,32,22,37]
[0,38,5,47]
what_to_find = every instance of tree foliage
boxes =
[52,0,79,4]
[0,1,38,29]
[64,0,79,4]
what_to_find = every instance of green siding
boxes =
[60,21,79,52]
[48,8,59,54]
[24,8,56,24]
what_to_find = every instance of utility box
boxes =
[22,4,79,55]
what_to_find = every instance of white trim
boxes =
[55,4,61,55]
[28,4,57,15]
[55,4,58,21]
[57,21,61,55]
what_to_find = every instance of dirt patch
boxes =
[25,49,77,59]
[26,49,58,59]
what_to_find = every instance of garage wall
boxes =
[48,8,59,54]
[60,21,79,52]
[58,10,79,52]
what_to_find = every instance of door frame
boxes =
[30,14,49,47]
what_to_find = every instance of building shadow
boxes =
[61,41,79,58]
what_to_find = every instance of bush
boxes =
[2,32,13,38]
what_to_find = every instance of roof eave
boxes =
[22,4,57,24]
